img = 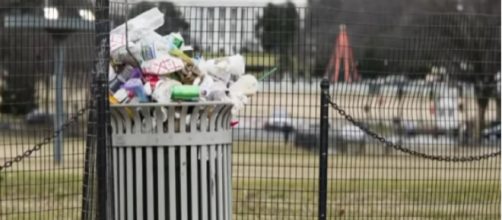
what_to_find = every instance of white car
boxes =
[263,109,294,131]
[338,124,365,141]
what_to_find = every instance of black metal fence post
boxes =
[319,79,330,220]
[95,0,111,219]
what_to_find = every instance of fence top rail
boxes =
[108,1,500,17]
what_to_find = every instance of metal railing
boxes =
[0,0,500,219]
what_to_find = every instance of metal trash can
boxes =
[110,102,233,220]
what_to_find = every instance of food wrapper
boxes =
[141,55,185,75]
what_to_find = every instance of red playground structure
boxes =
[325,24,360,83]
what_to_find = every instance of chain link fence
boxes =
[0,0,500,219]
[0,0,96,219]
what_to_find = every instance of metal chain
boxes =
[326,93,500,162]
[0,102,91,172]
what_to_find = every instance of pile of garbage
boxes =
[108,8,258,117]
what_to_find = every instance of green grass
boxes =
[243,53,278,67]
[1,142,499,219]
[200,51,277,67]
[233,178,500,219]
[0,171,83,220]
[232,141,501,219]
[234,140,310,155]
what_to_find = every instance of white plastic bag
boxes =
[110,34,126,52]
[229,91,249,115]
[110,41,143,65]
[111,8,165,42]
[197,55,245,83]
[230,74,258,96]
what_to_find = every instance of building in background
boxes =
[127,0,307,54]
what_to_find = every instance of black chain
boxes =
[326,93,500,162]
[0,102,91,172]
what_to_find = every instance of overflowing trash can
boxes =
[110,102,233,220]
[107,6,260,219]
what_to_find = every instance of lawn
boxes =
[0,140,500,219]
[233,179,500,219]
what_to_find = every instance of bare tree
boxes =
[308,0,500,142]
[408,0,500,141]
[0,0,94,114]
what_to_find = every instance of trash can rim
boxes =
[110,101,233,108]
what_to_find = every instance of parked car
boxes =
[294,122,366,154]
[263,109,294,131]
[483,121,501,143]
[338,124,365,141]
[294,123,330,151]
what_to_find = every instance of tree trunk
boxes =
[496,98,501,122]
[475,97,489,143]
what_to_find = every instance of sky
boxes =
[123,0,307,7]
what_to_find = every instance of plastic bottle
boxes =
[151,79,182,103]
[171,85,200,101]
[197,75,214,97]
[138,31,170,61]
[165,33,185,50]
[141,43,157,61]
[123,78,149,102]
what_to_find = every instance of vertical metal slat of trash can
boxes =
[165,106,177,219]
[222,144,229,220]
[227,144,232,220]
[119,148,125,220]
[190,145,199,220]
[168,106,175,134]
[111,109,118,220]
[179,106,189,220]
[153,105,166,220]
[180,147,188,220]
[190,106,201,220]
[225,105,233,220]
[200,105,211,220]
[221,106,232,220]
[168,147,177,219]
[113,148,119,220]
[146,147,154,220]
[209,145,217,220]
[115,108,127,220]
[208,105,222,220]
[126,148,134,219]
[157,147,166,220]
[142,108,156,220]
[131,108,144,220]
[216,145,224,219]
[135,147,144,220]
[200,146,209,220]
[111,108,117,220]
[217,105,229,220]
